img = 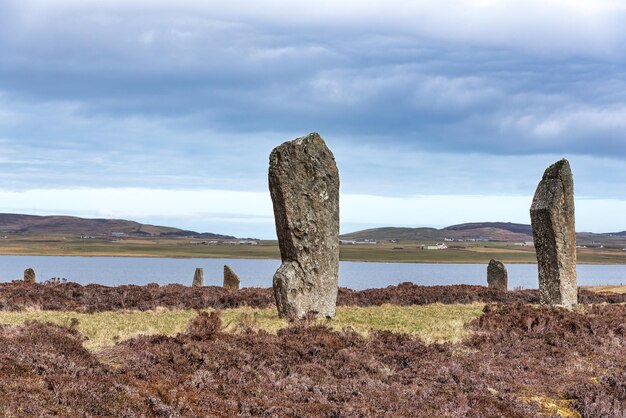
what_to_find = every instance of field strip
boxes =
[0,303,485,351]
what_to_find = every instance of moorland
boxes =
[0,281,625,416]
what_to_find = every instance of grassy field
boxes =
[1,234,625,264]
[582,285,626,294]
[0,235,281,259]
[0,304,485,351]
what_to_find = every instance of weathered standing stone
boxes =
[530,159,577,307]
[268,132,340,319]
[223,265,240,290]
[23,268,36,284]
[487,259,507,291]
[192,268,204,287]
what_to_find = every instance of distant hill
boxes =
[341,223,532,242]
[443,222,532,235]
[0,213,235,239]
[341,222,626,243]
[340,227,443,242]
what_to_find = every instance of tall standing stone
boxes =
[268,132,340,319]
[487,259,507,291]
[192,268,204,287]
[530,159,577,307]
[223,265,240,290]
[23,268,36,284]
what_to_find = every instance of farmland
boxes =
[1,234,626,264]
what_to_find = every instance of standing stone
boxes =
[530,159,577,307]
[192,268,204,287]
[487,259,507,291]
[268,132,340,319]
[23,268,36,284]
[223,265,240,290]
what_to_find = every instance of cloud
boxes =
[2,90,626,202]
[4,0,626,55]
[1,0,626,232]
[497,105,626,146]
[2,1,625,155]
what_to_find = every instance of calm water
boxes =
[0,255,624,290]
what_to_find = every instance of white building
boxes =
[422,243,448,250]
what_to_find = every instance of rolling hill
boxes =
[341,222,625,243]
[0,213,235,239]
[442,222,532,235]
[340,223,533,242]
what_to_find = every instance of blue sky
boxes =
[1,0,626,238]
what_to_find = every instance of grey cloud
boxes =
[1,1,626,199]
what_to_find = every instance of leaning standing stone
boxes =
[192,268,204,287]
[268,132,340,319]
[530,159,577,307]
[23,268,36,284]
[223,265,240,290]
[487,259,507,291]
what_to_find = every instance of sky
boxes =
[1,0,626,238]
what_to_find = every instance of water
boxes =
[0,255,624,290]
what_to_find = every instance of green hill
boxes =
[341,222,626,244]
[0,213,234,239]
[341,222,534,242]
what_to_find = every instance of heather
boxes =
[1,280,624,312]
[1,281,625,416]
[0,303,624,417]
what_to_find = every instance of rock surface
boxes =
[192,268,204,287]
[23,268,36,284]
[487,259,507,291]
[530,159,577,307]
[268,132,340,319]
[223,265,240,290]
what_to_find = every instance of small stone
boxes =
[530,159,577,307]
[192,268,204,287]
[223,265,240,290]
[268,132,340,319]
[487,259,507,291]
[23,268,36,284]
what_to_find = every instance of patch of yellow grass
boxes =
[332,303,484,343]
[582,285,626,294]
[0,303,485,351]
[526,395,582,418]
[221,303,485,344]
[0,309,198,350]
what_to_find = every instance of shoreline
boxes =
[1,251,626,265]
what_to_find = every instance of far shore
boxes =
[0,249,625,265]
[0,234,625,264]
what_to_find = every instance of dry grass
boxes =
[332,303,484,343]
[0,308,198,350]
[582,285,626,294]
[0,303,485,351]
[525,395,582,418]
